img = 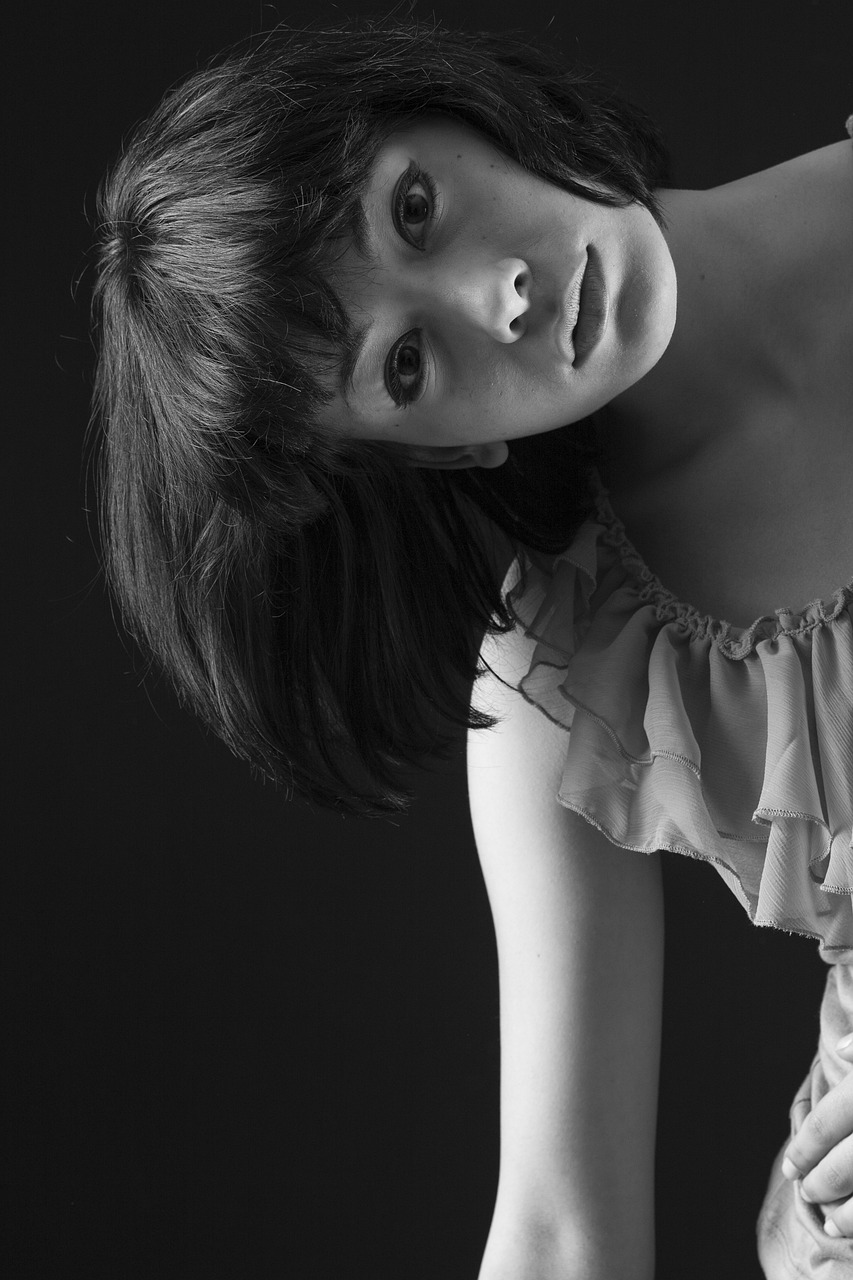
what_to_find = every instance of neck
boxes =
[600,167,804,483]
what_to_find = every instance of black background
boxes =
[6,0,852,1275]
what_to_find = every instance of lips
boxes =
[572,245,609,367]
[564,254,587,336]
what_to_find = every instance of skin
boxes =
[320,115,678,467]
[783,1040,853,1236]
[321,115,852,487]
[320,115,853,1236]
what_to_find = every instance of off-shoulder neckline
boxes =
[556,115,853,653]
[582,467,853,657]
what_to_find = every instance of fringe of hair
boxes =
[89,16,671,815]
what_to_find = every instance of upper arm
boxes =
[468,622,663,1278]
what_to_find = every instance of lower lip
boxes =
[572,246,609,367]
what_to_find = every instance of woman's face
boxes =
[320,116,677,466]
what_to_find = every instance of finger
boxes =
[838,1035,853,1061]
[822,1196,853,1240]
[800,1133,853,1206]
[791,1094,812,1136]
[783,1076,853,1179]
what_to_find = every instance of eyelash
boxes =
[386,330,425,409]
[393,161,438,249]
[386,163,438,408]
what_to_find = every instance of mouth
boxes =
[571,245,609,367]
[559,254,587,355]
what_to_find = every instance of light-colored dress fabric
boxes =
[505,478,853,959]
[501,115,853,1279]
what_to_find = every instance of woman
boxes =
[90,18,853,1277]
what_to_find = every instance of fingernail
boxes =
[800,1184,815,1203]
[838,1033,853,1051]
[825,1219,842,1238]
[781,1157,801,1181]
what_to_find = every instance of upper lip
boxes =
[553,252,588,359]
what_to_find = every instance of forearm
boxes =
[485,833,661,1273]
[468,629,663,1280]
[474,825,662,1280]
[477,1214,654,1280]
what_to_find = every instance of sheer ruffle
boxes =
[505,476,853,955]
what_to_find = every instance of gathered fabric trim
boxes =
[587,471,853,659]
[503,474,853,955]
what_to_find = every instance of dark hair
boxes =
[90,16,672,816]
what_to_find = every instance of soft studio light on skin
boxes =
[320,115,677,464]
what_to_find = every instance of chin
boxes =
[623,263,677,380]
[644,300,677,375]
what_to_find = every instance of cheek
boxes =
[611,231,677,369]
[464,335,576,404]
[447,345,518,401]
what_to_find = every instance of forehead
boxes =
[370,113,507,179]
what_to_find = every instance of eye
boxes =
[386,330,425,408]
[393,162,438,249]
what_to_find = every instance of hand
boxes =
[781,1036,853,1238]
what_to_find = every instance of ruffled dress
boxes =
[501,116,853,1276]
[505,471,853,960]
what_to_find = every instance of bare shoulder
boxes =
[721,137,853,260]
[462,502,540,705]
[472,608,532,706]
[778,136,852,181]
[469,608,576,821]
[720,135,853,200]
[773,138,853,240]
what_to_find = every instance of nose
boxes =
[441,257,531,343]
